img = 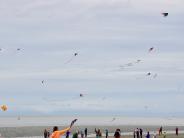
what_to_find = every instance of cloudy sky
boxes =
[0,0,184,116]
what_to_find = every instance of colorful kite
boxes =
[1,105,7,111]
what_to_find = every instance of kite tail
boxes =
[64,56,75,64]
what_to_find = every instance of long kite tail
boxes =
[64,56,75,64]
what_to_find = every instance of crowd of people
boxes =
[132,126,180,138]
[43,122,180,138]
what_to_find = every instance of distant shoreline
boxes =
[0,116,184,127]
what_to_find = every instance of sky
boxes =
[0,0,184,117]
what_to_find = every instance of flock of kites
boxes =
[0,12,169,113]
[118,46,158,79]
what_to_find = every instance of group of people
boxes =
[132,126,179,138]
[133,128,143,138]
[44,120,180,138]
[71,128,87,138]
[77,128,88,138]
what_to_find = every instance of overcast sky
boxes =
[0,0,184,116]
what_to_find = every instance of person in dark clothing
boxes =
[114,130,121,138]
[73,131,79,138]
[105,129,108,138]
[133,130,136,138]
[159,126,163,135]
[139,128,143,138]
[44,129,48,138]
[136,128,139,138]
[47,130,50,138]
[176,127,179,135]
[116,129,121,133]
[146,131,150,138]
[85,128,87,137]
[66,131,70,138]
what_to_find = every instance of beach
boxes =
[1,130,184,138]
[0,116,184,137]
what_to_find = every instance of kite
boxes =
[136,72,158,80]
[153,74,158,78]
[126,63,133,67]
[149,47,154,52]
[162,13,168,17]
[135,59,141,63]
[1,105,7,111]
[111,117,116,122]
[70,119,78,127]
[80,93,84,97]
[118,59,142,71]
[147,72,151,76]
[41,80,44,84]
[65,52,78,64]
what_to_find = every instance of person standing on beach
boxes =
[73,131,79,138]
[152,131,156,138]
[139,128,143,138]
[44,129,48,138]
[99,129,102,138]
[114,130,121,138]
[50,119,77,138]
[159,126,162,135]
[133,130,136,138]
[105,129,108,138]
[146,131,150,138]
[47,130,50,137]
[95,128,97,138]
[176,127,179,135]
[136,128,139,138]
[85,128,87,137]
[80,130,84,138]
[163,132,166,138]
[66,131,70,138]
[95,128,102,138]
